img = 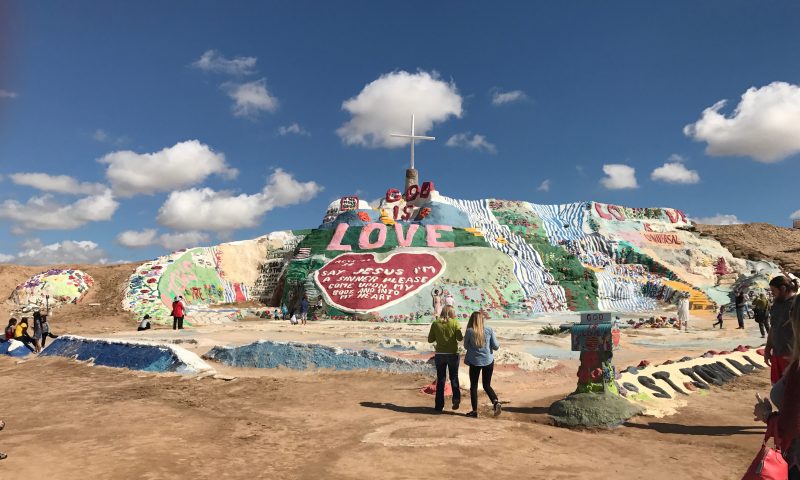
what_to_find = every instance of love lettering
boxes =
[326,223,455,251]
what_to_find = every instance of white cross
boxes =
[390,114,435,170]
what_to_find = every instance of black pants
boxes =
[434,354,460,411]
[15,336,36,353]
[137,325,151,331]
[791,465,800,480]
[757,319,770,336]
[713,318,723,328]
[736,308,745,328]
[173,317,184,330]
[40,332,57,348]
[469,362,498,412]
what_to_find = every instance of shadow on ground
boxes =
[624,421,764,436]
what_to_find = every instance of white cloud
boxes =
[491,89,528,106]
[600,164,638,190]
[116,229,209,251]
[157,169,322,233]
[192,49,257,75]
[0,90,18,99]
[157,231,210,251]
[337,70,463,148]
[116,229,158,248]
[93,128,128,146]
[278,123,310,136]
[0,253,14,263]
[790,210,800,221]
[537,179,550,192]
[223,79,279,118]
[100,140,238,197]
[10,172,107,195]
[445,133,497,154]
[13,239,108,265]
[692,214,742,225]
[684,82,800,162]
[0,190,119,230]
[650,162,700,184]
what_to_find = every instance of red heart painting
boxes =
[314,252,445,313]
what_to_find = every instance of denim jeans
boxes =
[434,353,460,410]
[469,362,498,412]
[736,308,745,328]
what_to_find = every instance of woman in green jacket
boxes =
[428,305,463,411]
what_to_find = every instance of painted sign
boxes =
[580,312,612,324]
[314,252,445,312]
[326,223,456,251]
[642,232,683,245]
[571,324,620,351]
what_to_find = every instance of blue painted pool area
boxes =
[204,340,435,374]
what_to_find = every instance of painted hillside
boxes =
[122,183,781,325]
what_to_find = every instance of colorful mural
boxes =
[11,269,94,311]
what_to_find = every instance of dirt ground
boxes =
[0,354,769,480]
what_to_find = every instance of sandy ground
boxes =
[0,261,779,479]
[0,354,770,480]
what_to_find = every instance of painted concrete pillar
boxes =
[405,168,419,191]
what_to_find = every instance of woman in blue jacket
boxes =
[464,311,501,418]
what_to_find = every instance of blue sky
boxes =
[1,1,799,264]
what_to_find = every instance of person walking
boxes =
[463,311,501,418]
[300,295,309,325]
[427,305,463,412]
[171,297,185,330]
[712,305,724,329]
[765,275,798,384]
[39,314,57,348]
[753,292,772,338]
[677,293,690,332]
[735,290,746,329]
[31,311,44,352]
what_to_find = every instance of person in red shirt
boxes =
[171,297,185,330]
[4,319,16,341]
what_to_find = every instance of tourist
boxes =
[39,314,58,348]
[281,304,289,320]
[171,297,185,330]
[753,292,772,338]
[431,288,443,317]
[677,293,690,333]
[31,311,44,352]
[300,295,309,325]
[712,305,724,329]
[765,275,798,383]
[463,311,501,418]
[427,305,463,412]
[0,419,6,460]
[137,314,152,332]
[13,317,36,353]
[752,295,800,478]
[735,290,746,329]
[3,319,16,342]
[289,313,299,325]
[443,290,455,307]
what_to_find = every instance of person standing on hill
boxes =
[677,294,690,332]
[300,295,309,325]
[31,311,44,352]
[427,305,463,412]
[735,290,746,329]
[464,311,501,418]
[171,297,185,330]
[753,292,772,338]
[765,275,798,384]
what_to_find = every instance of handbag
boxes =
[742,419,789,480]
